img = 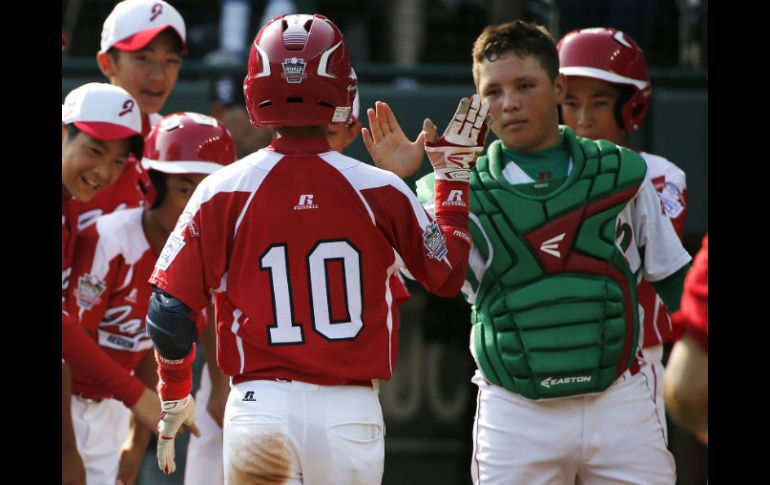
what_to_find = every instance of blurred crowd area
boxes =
[63,0,707,71]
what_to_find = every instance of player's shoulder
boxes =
[320,150,412,192]
[639,151,686,183]
[93,207,143,237]
[195,149,283,196]
[88,207,147,260]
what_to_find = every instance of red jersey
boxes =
[76,113,161,231]
[62,194,79,296]
[638,152,688,348]
[66,208,157,400]
[61,197,144,406]
[673,235,708,352]
[150,136,470,393]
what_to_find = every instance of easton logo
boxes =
[242,391,256,402]
[541,375,591,389]
[282,58,307,84]
[294,194,318,210]
[442,189,466,207]
[539,233,566,258]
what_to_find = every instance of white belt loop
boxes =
[371,379,380,393]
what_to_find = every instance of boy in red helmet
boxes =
[146,13,488,484]
[557,27,688,442]
[66,112,236,485]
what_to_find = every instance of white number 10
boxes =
[260,240,363,345]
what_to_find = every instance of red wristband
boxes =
[156,345,196,400]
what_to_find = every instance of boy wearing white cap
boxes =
[66,112,237,485]
[62,82,162,485]
[77,0,187,231]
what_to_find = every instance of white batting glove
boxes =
[424,94,492,182]
[156,395,199,475]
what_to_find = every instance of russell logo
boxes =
[294,194,318,210]
[242,391,257,402]
[442,189,466,207]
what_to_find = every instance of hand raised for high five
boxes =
[362,101,426,178]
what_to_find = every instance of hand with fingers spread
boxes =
[424,94,492,182]
[156,394,201,475]
[362,101,426,178]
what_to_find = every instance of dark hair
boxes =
[472,20,559,87]
[148,170,167,209]
[65,123,81,140]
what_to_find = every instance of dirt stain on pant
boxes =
[229,431,293,485]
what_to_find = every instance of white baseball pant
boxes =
[224,379,384,485]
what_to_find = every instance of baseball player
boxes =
[65,112,236,485]
[77,0,187,231]
[61,82,155,484]
[556,27,688,441]
[183,83,413,485]
[365,20,692,484]
[183,80,279,485]
[146,13,487,484]
[665,234,708,440]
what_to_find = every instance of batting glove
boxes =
[157,394,198,475]
[425,94,492,182]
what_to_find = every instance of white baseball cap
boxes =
[62,83,144,157]
[100,0,186,53]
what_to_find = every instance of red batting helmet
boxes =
[557,28,652,133]
[244,14,357,127]
[142,112,237,174]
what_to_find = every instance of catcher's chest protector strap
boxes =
[468,126,647,400]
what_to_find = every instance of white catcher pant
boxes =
[224,379,384,485]
[471,370,675,485]
[185,364,225,485]
[640,344,669,443]
[71,396,131,485]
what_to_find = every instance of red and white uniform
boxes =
[151,136,469,392]
[76,113,162,231]
[67,208,158,398]
[636,151,687,443]
[62,196,146,406]
[66,207,202,485]
[638,151,688,349]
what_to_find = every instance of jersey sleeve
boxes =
[62,311,145,407]
[620,180,692,282]
[66,223,119,332]
[362,173,471,297]
[149,182,251,312]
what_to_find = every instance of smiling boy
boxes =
[76,0,187,230]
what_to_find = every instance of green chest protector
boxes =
[418,127,647,400]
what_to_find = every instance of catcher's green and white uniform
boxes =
[416,126,690,485]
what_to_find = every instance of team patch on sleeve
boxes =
[423,222,448,260]
[157,234,186,271]
[76,274,106,310]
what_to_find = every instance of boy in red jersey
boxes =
[146,13,489,484]
[66,111,236,485]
